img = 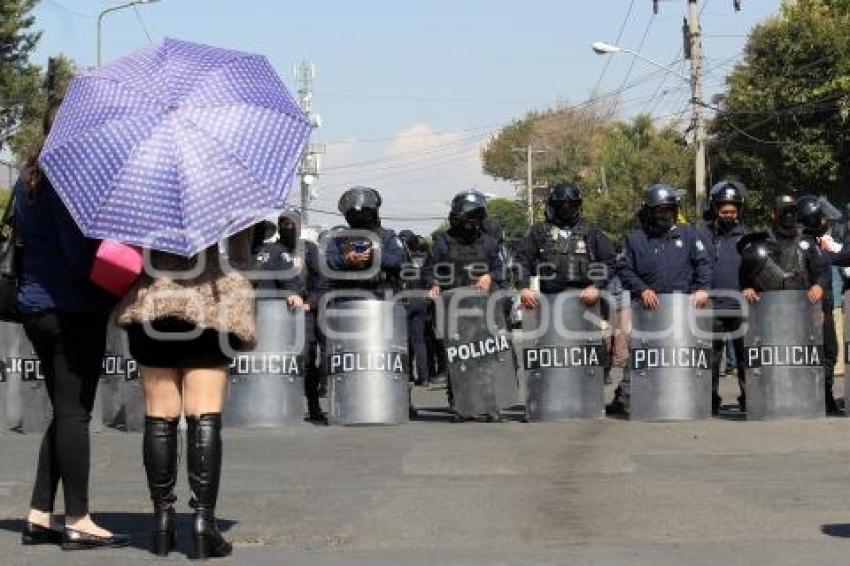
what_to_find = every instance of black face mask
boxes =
[346,209,378,230]
[278,225,297,248]
[553,202,581,227]
[774,210,797,237]
[717,218,739,232]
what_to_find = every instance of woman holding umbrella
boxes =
[37,38,310,559]
[16,102,130,550]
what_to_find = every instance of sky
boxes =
[29,0,783,233]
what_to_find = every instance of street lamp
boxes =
[591,42,690,82]
[97,0,160,67]
[592,39,706,219]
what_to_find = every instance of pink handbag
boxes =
[90,240,143,297]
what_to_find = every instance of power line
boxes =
[132,5,153,42]
[618,12,656,91]
[591,0,637,95]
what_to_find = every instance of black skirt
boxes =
[126,317,243,369]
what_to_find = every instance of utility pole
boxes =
[513,145,546,225]
[686,0,707,218]
[295,62,324,226]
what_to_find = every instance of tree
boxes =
[584,115,693,239]
[709,0,850,223]
[0,0,42,158]
[9,55,77,161]
[482,106,693,240]
[485,197,528,245]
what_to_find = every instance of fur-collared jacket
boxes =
[117,231,256,349]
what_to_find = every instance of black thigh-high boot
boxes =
[143,416,179,556]
[187,414,231,560]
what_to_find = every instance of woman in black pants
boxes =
[16,103,129,550]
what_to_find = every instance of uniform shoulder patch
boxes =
[799,240,810,250]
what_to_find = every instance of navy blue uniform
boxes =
[620,223,712,295]
[421,231,505,291]
[697,221,748,409]
[325,227,407,295]
[515,221,615,293]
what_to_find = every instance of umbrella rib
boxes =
[178,53,287,105]
[175,113,292,224]
[41,108,165,157]
[175,111,298,200]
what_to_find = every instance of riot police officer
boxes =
[515,182,615,308]
[423,190,505,296]
[422,190,508,421]
[697,181,749,414]
[797,195,839,413]
[399,230,431,386]
[325,186,407,295]
[609,184,711,413]
[254,212,328,422]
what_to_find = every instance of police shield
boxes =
[100,323,130,428]
[629,293,712,421]
[0,321,21,430]
[224,299,307,427]
[744,290,824,420]
[845,290,850,412]
[15,330,52,434]
[442,289,518,418]
[324,300,409,425]
[524,294,606,421]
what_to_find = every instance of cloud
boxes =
[308,122,514,235]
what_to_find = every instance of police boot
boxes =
[825,389,840,416]
[737,394,747,414]
[187,414,232,560]
[605,386,627,416]
[712,393,722,416]
[306,397,326,423]
[143,416,178,556]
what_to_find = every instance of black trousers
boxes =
[823,306,837,393]
[711,315,746,400]
[23,310,109,517]
[407,299,430,383]
[304,312,323,402]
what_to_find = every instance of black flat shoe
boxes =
[21,521,63,545]
[61,528,131,551]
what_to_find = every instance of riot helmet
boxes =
[797,195,841,238]
[545,182,582,227]
[339,186,382,230]
[641,183,680,234]
[449,190,488,240]
[771,195,797,237]
[709,181,745,232]
[737,232,790,291]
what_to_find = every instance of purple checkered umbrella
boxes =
[39,37,310,257]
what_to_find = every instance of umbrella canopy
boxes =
[40,37,310,257]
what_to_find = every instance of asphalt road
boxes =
[1,375,850,565]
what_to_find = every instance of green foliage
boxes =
[0,0,41,156]
[482,105,693,240]
[9,54,77,162]
[709,0,850,224]
[485,197,528,244]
